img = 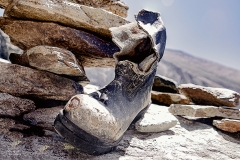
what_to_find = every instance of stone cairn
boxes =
[0,0,240,157]
[0,0,129,139]
[149,74,240,133]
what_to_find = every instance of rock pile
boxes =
[169,84,240,133]
[0,0,130,144]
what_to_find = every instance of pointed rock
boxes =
[213,119,240,133]
[0,18,119,67]
[178,84,240,107]
[10,46,89,84]
[151,91,190,106]
[152,75,179,93]
[135,104,178,132]
[5,0,129,37]
[169,104,240,120]
[0,93,36,117]
[23,106,63,131]
[0,62,83,101]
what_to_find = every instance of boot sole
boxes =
[54,104,150,155]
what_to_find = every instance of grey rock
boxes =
[213,119,240,133]
[152,75,179,93]
[23,106,63,131]
[151,91,190,106]
[5,0,129,37]
[0,92,36,117]
[178,84,240,107]
[0,118,15,134]
[169,104,240,120]
[10,46,89,84]
[0,62,83,101]
[135,104,178,132]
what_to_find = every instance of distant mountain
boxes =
[85,49,240,93]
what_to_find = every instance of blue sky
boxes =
[122,0,240,70]
[1,1,239,70]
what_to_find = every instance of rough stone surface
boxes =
[213,119,240,133]
[152,75,179,93]
[10,46,89,83]
[0,0,9,8]
[151,91,190,106]
[0,116,240,159]
[135,104,178,132]
[5,0,129,37]
[169,104,240,120]
[0,18,119,67]
[179,84,240,107]
[0,93,36,117]
[67,0,128,17]
[0,118,15,134]
[23,106,63,131]
[0,62,83,101]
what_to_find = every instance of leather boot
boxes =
[54,9,166,155]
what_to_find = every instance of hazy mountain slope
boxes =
[86,49,240,93]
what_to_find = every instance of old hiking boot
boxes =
[54,9,166,155]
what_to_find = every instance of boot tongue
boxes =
[138,54,156,72]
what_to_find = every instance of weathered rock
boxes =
[10,46,89,84]
[213,119,240,133]
[5,0,129,37]
[178,84,240,107]
[0,62,83,101]
[23,106,63,131]
[68,0,128,17]
[152,75,179,93]
[151,91,190,106]
[0,0,9,8]
[135,104,178,132]
[0,18,119,67]
[0,118,15,134]
[169,104,240,120]
[0,93,36,117]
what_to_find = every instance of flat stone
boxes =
[0,62,83,101]
[169,104,240,120]
[152,75,179,93]
[10,46,89,84]
[0,18,119,67]
[213,119,240,133]
[135,104,178,132]
[0,93,36,117]
[5,0,129,37]
[178,84,240,107]
[23,106,63,131]
[68,0,128,17]
[151,91,190,106]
